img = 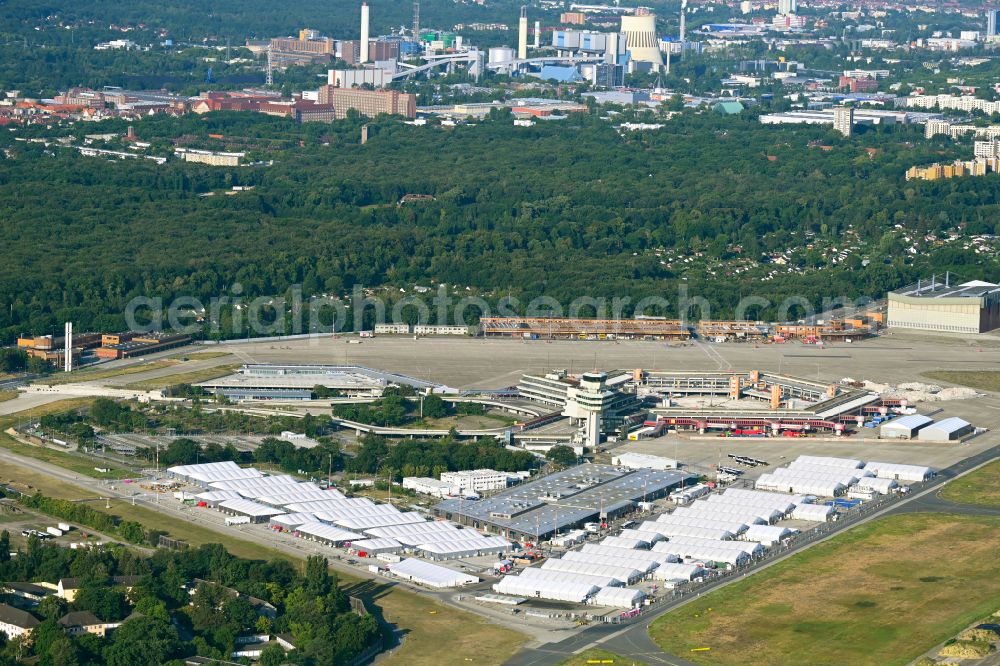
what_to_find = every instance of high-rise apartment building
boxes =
[833,106,854,137]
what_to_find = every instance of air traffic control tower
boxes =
[565,372,616,448]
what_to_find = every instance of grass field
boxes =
[554,649,649,666]
[649,513,1000,666]
[171,351,233,361]
[123,364,240,390]
[354,578,529,666]
[939,459,1000,508]
[922,370,1000,393]
[38,360,180,385]
[0,391,17,403]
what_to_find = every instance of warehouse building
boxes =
[435,464,695,542]
[880,414,933,439]
[388,559,478,588]
[888,278,1000,334]
[917,417,973,442]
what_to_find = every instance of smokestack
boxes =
[680,0,687,42]
[360,2,370,64]
[64,322,73,373]
[518,6,528,60]
[534,20,540,48]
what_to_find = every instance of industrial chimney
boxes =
[518,6,528,60]
[360,2,370,64]
[680,0,687,42]
[64,322,73,373]
[534,20,540,48]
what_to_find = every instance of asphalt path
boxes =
[505,444,1000,666]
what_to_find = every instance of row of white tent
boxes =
[758,456,934,496]
[178,462,513,564]
[493,481,854,606]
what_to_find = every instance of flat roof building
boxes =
[435,464,695,542]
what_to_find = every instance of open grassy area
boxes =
[123,363,240,390]
[404,412,518,430]
[939,459,1000,508]
[922,370,1000,393]
[171,351,234,361]
[650,513,1000,666]
[351,577,529,666]
[37,360,180,385]
[0,391,17,403]
[554,649,649,666]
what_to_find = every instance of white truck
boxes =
[224,516,251,526]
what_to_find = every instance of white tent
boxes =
[389,558,478,588]
[494,575,598,603]
[617,528,666,544]
[600,535,648,550]
[591,586,646,608]
[217,498,286,522]
[650,562,705,582]
[269,512,317,529]
[284,497,376,513]
[791,503,835,522]
[792,455,863,469]
[418,536,510,560]
[863,461,933,482]
[195,490,242,506]
[743,524,793,546]
[517,567,621,587]
[294,522,363,545]
[542,559,642,585]
[650,524,734,541]
[334,511,427,530]
[563,549,670,573]
[168,461,263,485]
[349,537,403,555]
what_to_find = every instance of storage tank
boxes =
[489,47,515,64]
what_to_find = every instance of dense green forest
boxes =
[2,108,998,342]
[347,434,538,479]
[0,533,379,665]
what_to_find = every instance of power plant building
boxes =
[888,278,1000,334]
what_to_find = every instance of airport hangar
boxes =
[888,277,1000,334]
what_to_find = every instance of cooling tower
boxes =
[621,13,663,67]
